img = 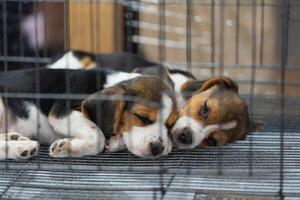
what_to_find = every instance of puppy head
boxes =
[171,76,263,149]
[132,65,174,90]
[82,76,177,158]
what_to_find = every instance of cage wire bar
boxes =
[0,0,300,199]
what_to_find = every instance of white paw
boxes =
[105,136,125,153]
[15,141,39,160]
[0,132,30,141]
[49,139,71,158]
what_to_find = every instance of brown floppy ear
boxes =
[199,76,239,93]
[248,120,264,133]
[81,85,127,136]
[113,99,126,135]
[181,80,205,99]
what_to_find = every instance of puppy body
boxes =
[48,50,156,71]
[0,69,175,159]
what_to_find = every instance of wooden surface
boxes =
[68,1,124,53]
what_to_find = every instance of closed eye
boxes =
[134,113,153,125]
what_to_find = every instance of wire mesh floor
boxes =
[0,96,299,200]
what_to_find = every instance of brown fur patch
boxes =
[80,56,95,69]
[199,76,239,93]
[116,76,176,135]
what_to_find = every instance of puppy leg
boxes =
[105,135,126,153]
[48,110,105,158]
[0,140,39,160]
[0,132,30,141]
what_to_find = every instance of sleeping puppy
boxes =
[0,68,176,160]
[48,50,156,71]
[171,76,263,149]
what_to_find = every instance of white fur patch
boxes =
[0,140,39,160]
[48,110,105,157]
[169,73,191,108]
[172,116,237,149]
[122,95,173,158]
[2,102,58,145]
[104,72,141,88]
[47,51,84,70]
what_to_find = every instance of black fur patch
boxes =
[168,69,196,79]
[72,50,96,61]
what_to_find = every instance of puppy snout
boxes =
[150,142,164,156]
[178,127,192,144]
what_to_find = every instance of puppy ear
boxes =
[181,80,205,99]
[113,98,126,135]
[248,120,264,133]
[199,76,239,93]
[81,85,126,135]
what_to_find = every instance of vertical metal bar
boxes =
[235,0,240,65]
[18,1,24,58]
[159,0,165,65]
[259,0,265,67]
[114,0,119,51]
[248,0,257,177]
[33,0,41,170]
[89,0,95,52]
[186,0,192,73]
[210,0,215,75]
[125,0,133,52]
[279,0,289,198]
[2,0,9,168]
[219,0,225,76]
[43,2,48,57]
[186,0,192,175]
[158,0,166,198]
[95,0,101,53]
[217,0,226,176]
[63,0,72,161]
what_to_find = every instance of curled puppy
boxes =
[82,76,177,158]
[170,76,263,149]
[0,68,176,159]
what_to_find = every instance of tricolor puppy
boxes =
[171,76,263,149]
[0,68,176,160]
[133,66,196,108]
[48,50,156,72]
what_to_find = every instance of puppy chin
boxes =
[173,138,200,150]
[171,116,209,150]
[123,125,173,158]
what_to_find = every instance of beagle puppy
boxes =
[0,68,176,160]
[48,50,156,71]
[129,66,264,149]
[170,76,263,149]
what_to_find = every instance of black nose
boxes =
[178,128,192,144]
[150,142,164,156]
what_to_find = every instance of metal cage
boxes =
[1,0,299,199]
